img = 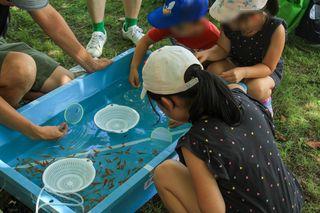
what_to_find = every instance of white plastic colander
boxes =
[94,104,140,133]
[42,158,95,194]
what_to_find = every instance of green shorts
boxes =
[0,38,59,91]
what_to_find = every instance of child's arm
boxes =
[196,31,230,63]
[182,147,225,212]
[221,25,286,82]
[129,35,155,87]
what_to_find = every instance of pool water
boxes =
[0,78,188,211]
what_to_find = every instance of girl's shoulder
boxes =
[263,16,287,35]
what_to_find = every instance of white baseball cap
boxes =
[209,0,268,23]
[140,46,202,99]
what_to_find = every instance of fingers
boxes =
[58,123,68,136]
[196,53,206,63]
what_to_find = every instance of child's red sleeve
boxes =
[147,27,171,42]
[207,21,221,43]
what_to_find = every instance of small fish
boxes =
[91,182,102,186]
[152,149,159,155]
[121,143,126,147]
[58,145,65,150]
[108,183,114,190]
[41,154,52,158]
[106,159,112,163]
[105,168,113,176]
[34,168,43,173]
[104,152,112,156]
[68,146,75,150]
[103,179,108,186]
[113,156,120,162]
[93,149,100,154]
[115,151,124,155]
[137,151,146,155]
[98,161,102,166]
[138,158,144,164]
[124,134,129,138]
[127,169,131,175]
[108,146,113,149]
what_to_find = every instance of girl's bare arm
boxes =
[182,147,225,213]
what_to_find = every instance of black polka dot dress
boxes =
[176,89,303,212]
[223,17,287,87]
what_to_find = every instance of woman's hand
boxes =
[196,49,213,63]
[220,68,247,83]
[27,123,68,141]
[129,68,140,88]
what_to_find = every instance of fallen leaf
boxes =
[306,141,320,149]
[275,131,287,142]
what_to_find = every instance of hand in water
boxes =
[28,123,68,141]
[169,119,184,128]
[129,68,140,88]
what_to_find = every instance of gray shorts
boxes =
[11,0,48,11]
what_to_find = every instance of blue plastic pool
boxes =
[0,49,189,212]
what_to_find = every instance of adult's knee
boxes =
[2,52,36,89]
[153,160,177,185]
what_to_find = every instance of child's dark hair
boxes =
[264,0,279,16]
[147,64,242,125]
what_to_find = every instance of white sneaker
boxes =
[122,24,144,45]
[86,31,107,58]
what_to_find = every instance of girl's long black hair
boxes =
[147,64,242,126]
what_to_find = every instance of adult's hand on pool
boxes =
[129,68,140,88]
[86,58,113,73]
[29,123,68,141]
[0,0,14,6]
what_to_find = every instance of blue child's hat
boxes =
[148,0,209,29]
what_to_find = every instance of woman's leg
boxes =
[246,76,275,101]
[87,0,106,24]
[123,0,142,19]
[0,52,36,108]
[153,160,201,213]
[206,59,235,75]
[40,66,74,93]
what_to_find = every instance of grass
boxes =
[1,0,319,212]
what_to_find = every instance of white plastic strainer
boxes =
[94,104,140,133]
[42,158,95,194]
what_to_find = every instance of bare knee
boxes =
[1,52,36,90]
[248,81,272,101]
[153,160,177,186]
[207,60,235,75]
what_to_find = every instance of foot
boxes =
[86,31,107,58]
[122,24,144,45]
